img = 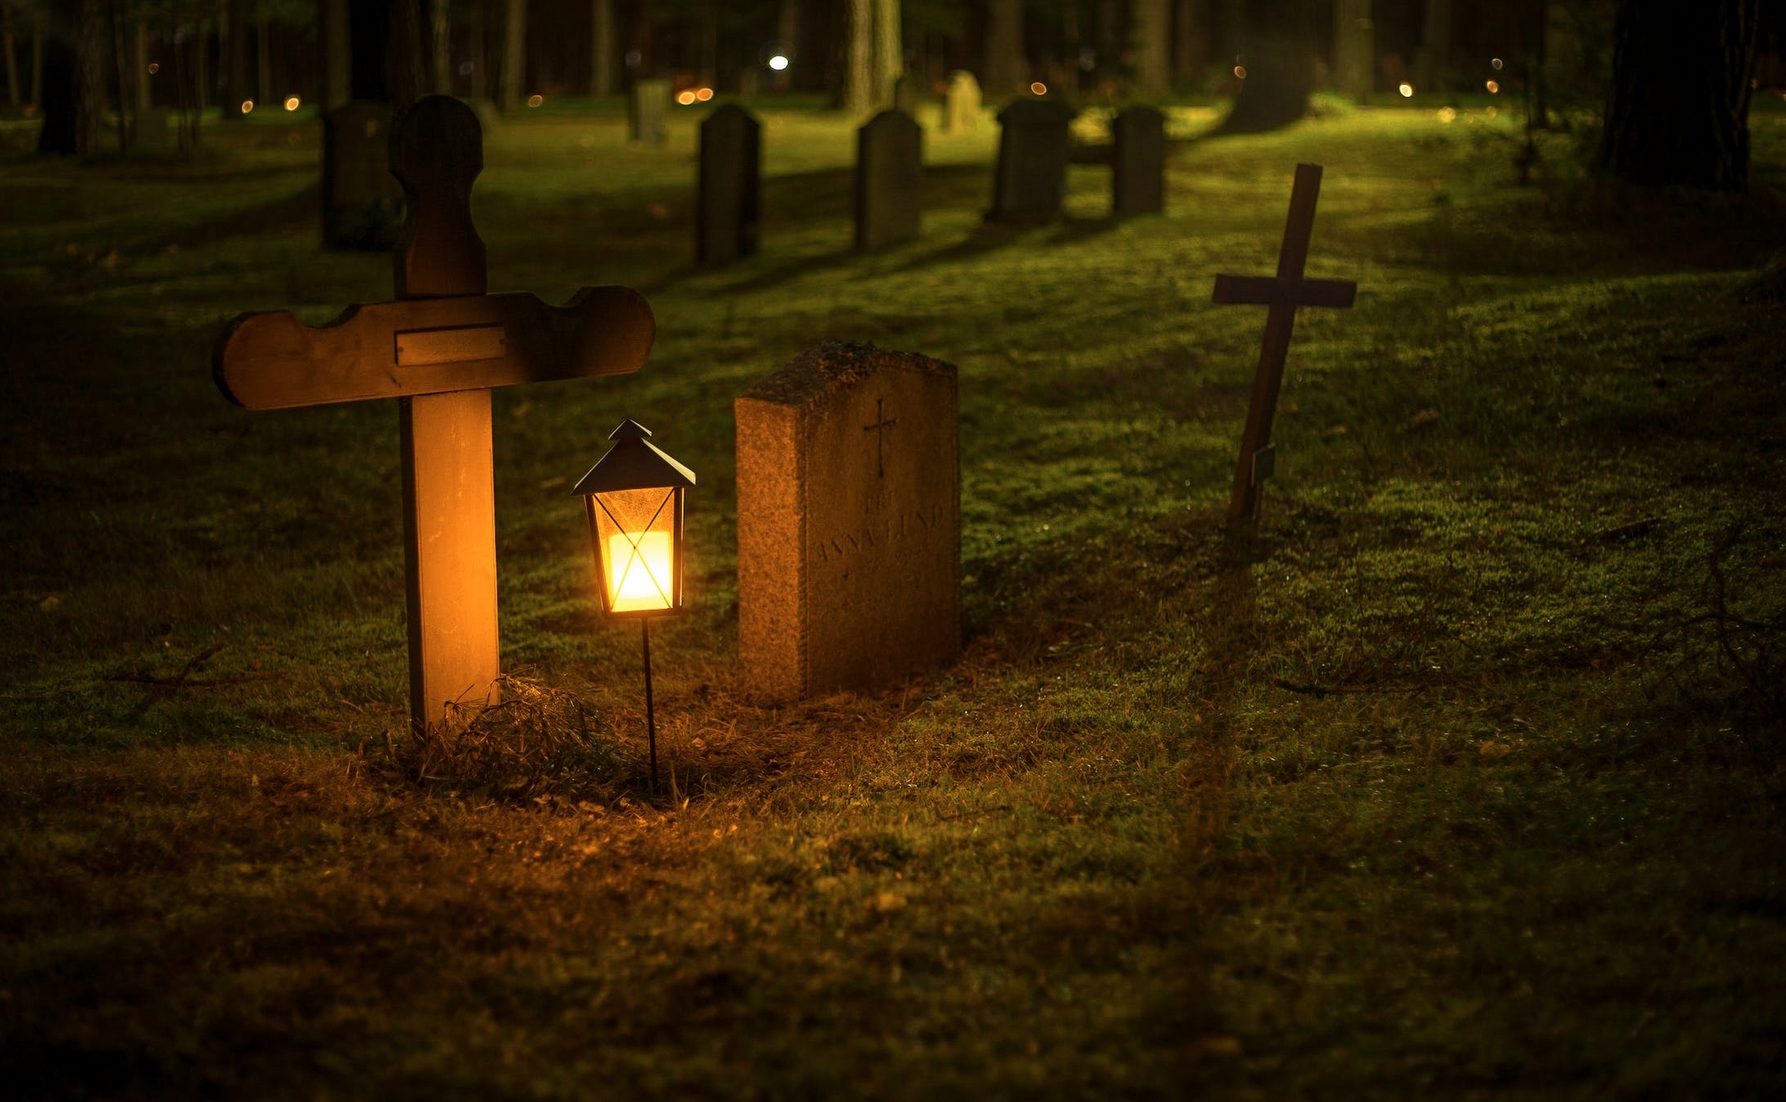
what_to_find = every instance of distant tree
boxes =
[1414,0,1450,92]
[588,0,613,95]
[36,0,104,154]
[498,0,522,110]
[1599,0,1760,191]
[1172,0,1211,88]
[983,0,1023,96]
[1221,0,1315,132]
[2,2,19,108]
[1131,0,1168,96]
[843,0,899,114]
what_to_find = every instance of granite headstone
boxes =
[1112,105,1165,216]
[697,104,761,264]
[987,98,1078,224]
[855,109,922,251]
[735,342,961,702]
[629,78,671,145]
[323,101,406,249]
[943,71,981,134]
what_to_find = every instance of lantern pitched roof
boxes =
[572,419,697,494]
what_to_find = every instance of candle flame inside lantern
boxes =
[607,531,674,612]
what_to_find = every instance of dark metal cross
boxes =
[1212,162,1357,526]
[862,397,897,478]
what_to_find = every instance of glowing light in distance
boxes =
[1486,80,1500,94]
[1491,57,1504,71]
[1030,81,1047,95]
[1485,105,1499,119]
[527,93,544,107]
[147,62,160,75]
[676,90,698,105]
[1398,82,1414,98]
[695,87,713,102]
[1437,107,1456,124]
[240,99,254,114]
[283,95,300,111]
[1233,65,1247,79]
[768,54,789,72]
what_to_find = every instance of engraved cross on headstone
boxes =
[1212,162,1357,526]
[213,96,656,732]
[862,396,897,479]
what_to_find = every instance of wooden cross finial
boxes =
[391,95,487,299]
[1213,163,1357,526]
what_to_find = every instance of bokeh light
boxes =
[1233,65,1247,80]
[527,94,544,107]
[283,95,300,111]
[695,87,713,102]
[768,55,789,72]
[676,89,697,106]
[146,62,159,75]
[1486,80,1500,94]
[240,99,254,114]
[1029,81,1047,95]
[1491,57,1505,71]
[1398,82,1414,98]
[1437,107,1457,124]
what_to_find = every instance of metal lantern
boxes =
[574,419,697,619]
[573,419,696,792]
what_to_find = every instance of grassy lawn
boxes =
[2,97,1784,1098]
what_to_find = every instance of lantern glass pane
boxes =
[592,487,677,613]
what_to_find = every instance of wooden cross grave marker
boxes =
[1212,162,1357,526]
[213,95,655,732]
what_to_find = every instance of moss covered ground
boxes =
[2,97,1784,1098]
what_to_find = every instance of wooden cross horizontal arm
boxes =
[1212,273,1357,310]
[213,285,654,411]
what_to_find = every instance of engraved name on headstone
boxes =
[735,342,961,702]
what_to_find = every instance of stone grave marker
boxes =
[1112,105,1165,216]
[323,100,406,249]
[697,104,761,264]
[855,108,922,251]
[943,70,981,133]
[214,95,656,731]
[987,97,1078,224]
[735,342,960,702]
[1212,163,1357,525]
[629,78,671,145]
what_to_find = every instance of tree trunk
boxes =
[874,0,899,105]
[1599,0,1759,191]
[223,0,247,114]
[1414,0,1450,93]
[1131,0,1169,96]
[38,0,104,154]
[1222,0,1315,132]
[844,0,871,113]
[131,17,149,110]
[588,0,613,95]
[1173,0,1211,86]
[390,0,426,106]
[499,0,523,111]
[432,0,451,94]
[4,3,22,108]
[1332,0,1372,99]
[467,0,485,99]
[773,0,797,92]
[983,0,1023,98]
[108,0,128,150]
[254,0,269,105]
[319,0,349,109]
[30,5,44,108]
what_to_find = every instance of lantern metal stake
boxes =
[641,620,658,788]
[573,419,696,794]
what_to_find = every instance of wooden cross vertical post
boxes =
[1212,163,1357,526]
[214,96,656,732]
